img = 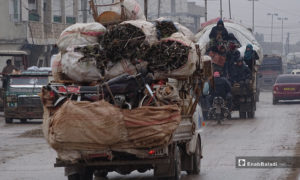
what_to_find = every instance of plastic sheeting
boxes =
[195,22,263,65]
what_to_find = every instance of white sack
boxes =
[61,47,102,83]
[57,23,106,51]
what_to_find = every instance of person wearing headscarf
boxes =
[209,19,229,42]
[244,44,259,71]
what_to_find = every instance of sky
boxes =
[190,0,300,44]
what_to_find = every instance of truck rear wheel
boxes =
[239,111,246,119]
[94,170,108,178]
[5,118,13,124]
[20,119,27,123]
[187,138,201,175]
[174,146,182,180]
[273,98,278,105]
[247,111,255,119]
[67,169,93,180]
[155,146,182,180]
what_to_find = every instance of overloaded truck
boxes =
[196,20,263,119]
[41,0,203,179]
[258,54,283,90]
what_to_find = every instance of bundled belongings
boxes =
[95,0,146,25]
[41,93,181,161]
[61,45,104,83]
[57,23,106,51]
[101,20,157,62]
[155,18,195,42]
[155,20,178,39]
[51,53,72,82]
[156,84,182,106]
[144,33,197,79]
[74,44,108,75]
[174,22,195,42]
[105,59,148,80]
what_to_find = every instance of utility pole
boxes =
[82,0,88,23]
[157,0,161,18]
[248,0,258,32]
[229,0,232,19]
[205,0,208,22]
[278,17,288,56]
[267,13,278,50]
[286,32,290,55]
[144,0,148,20]
[220,0,223,19]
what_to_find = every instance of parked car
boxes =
[273,74,300,104]
[291,69,300,75]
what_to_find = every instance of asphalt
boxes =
[0,92,300,180]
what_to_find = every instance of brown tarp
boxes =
[42,94,181,154]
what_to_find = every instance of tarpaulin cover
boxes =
[42,93,181,161]
[195,22,263,65]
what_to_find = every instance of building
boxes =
[0,0,84,68]
[93,0,205,32]
[0,0,204,68]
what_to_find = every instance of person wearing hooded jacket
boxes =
[244,44,259,71]
[230,58,252,84]
[209,19,229,42]
[212,71,232,110]
[224,43,240,78]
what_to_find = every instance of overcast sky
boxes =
[190,0,300,44]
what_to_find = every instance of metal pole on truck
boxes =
[158,0,161,18]
[229,0,232,19]
[205,0,208,22]
[220,0,223,19]
[144,0,148,20]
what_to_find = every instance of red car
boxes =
[273,75,300,104]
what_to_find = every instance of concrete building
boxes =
[0,0,82,68]
[93,0,205,32]
[0,0,204,68]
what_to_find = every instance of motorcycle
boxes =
[208,96,231,124]
[46,73,155,109]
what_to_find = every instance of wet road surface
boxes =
[0,92,300,180]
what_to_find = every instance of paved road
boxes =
[0,92,300,180]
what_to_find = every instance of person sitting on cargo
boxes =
[2,59,18,75]
[224,43,240,78]
[209,19,229,42]
[244,44,259,71]
[212,71,232,109]
[230,58,252,85]
[227,33,240,46]
[209,43,227,76]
